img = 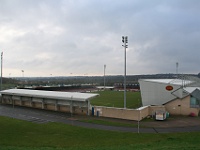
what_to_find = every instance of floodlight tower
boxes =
[21,70,24,87]
[104,64,106,90]
[176,62,179,75]
[22,70,24,78]
[122,36,128,108]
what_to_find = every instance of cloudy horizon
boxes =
[0,0,200,77]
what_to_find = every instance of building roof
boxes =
[139,79,194,86]
[183,87,200,93]
[191,89,200,100]
[0,89,99,102]
[139,78,200,106]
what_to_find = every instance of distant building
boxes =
[114,82,140,91]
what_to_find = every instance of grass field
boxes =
[1,116,200,150]
[90,90,141,108]
[2,83,16,90]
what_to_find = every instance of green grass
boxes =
[1,116,200,150]
[2,83,17,90]
[91,90,141,108]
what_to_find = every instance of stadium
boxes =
[1,75,200,121]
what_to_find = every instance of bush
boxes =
[189,112,196,117]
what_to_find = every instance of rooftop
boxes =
[139,79,194,86]
[0,89,99,102]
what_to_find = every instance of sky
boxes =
[0,0,200,77]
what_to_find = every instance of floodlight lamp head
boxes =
[122,36,128,44]
[125,36,128,43]
[122,36,125,43]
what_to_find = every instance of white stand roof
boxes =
[0,89,99,102]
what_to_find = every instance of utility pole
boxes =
[0,52,3,91]
[122,36,128,108]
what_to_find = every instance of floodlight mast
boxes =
[122,36,128,108]
[176,62,179,75]
[104,64,106,90]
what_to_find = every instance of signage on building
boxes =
[166,85,173,91]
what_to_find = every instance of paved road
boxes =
[0,104,200,133]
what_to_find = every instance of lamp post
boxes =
[122,36,128,108]
[138,98,140,133]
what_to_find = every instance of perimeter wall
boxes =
[93,96,200,121]
[93,106,165,121]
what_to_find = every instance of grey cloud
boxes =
[0,0,200,76]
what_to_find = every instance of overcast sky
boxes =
[0,0,200,77]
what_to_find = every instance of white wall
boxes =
[139,79,182,106]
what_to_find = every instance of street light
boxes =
[122,36,128,108]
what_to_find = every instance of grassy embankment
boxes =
[0,116,200,150]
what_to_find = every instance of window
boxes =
[190,96,200,108]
